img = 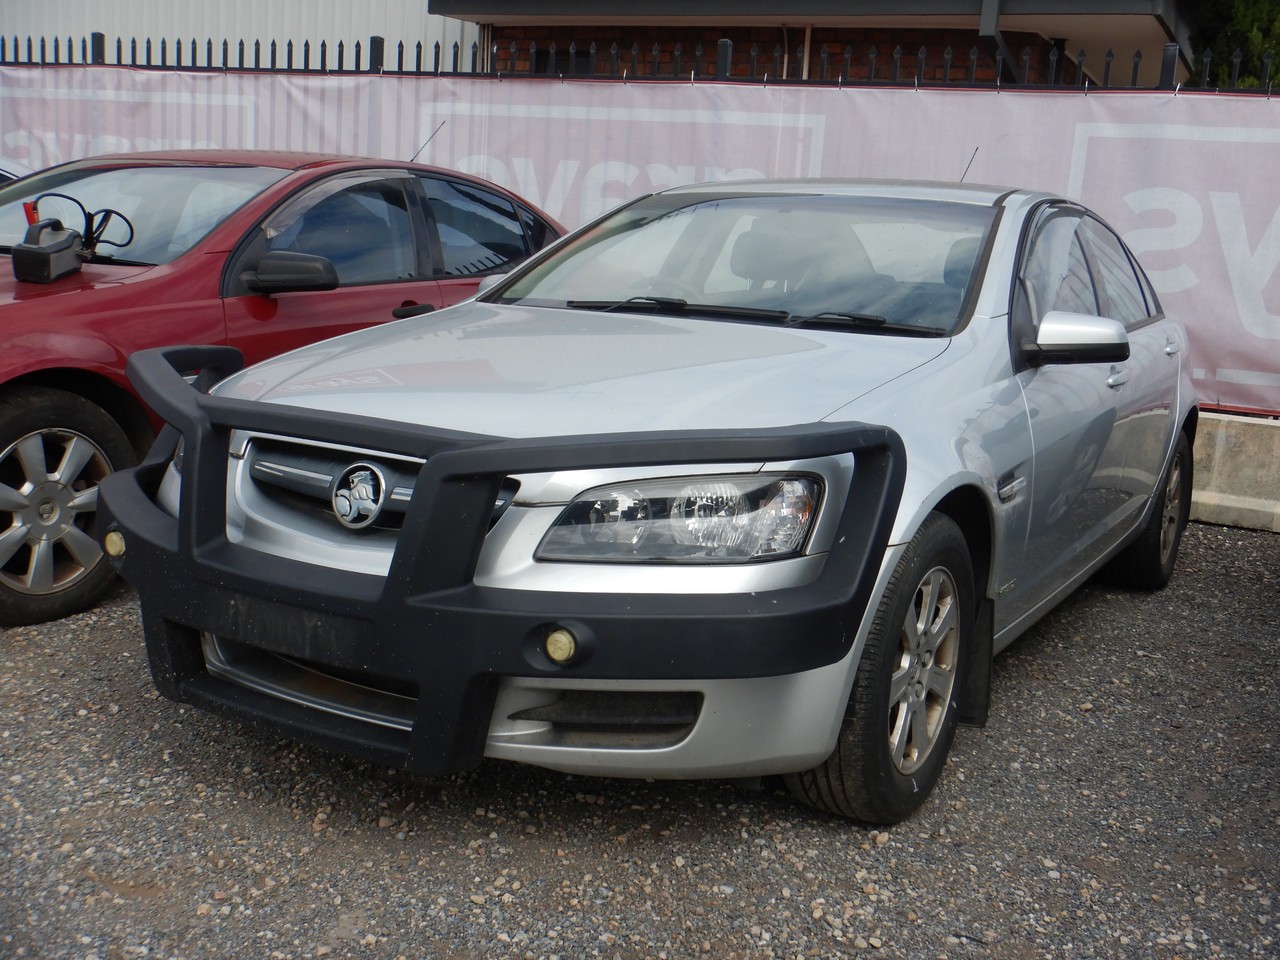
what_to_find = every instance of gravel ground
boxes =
[2,522,1277,960]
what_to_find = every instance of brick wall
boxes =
[488,25,1079,84]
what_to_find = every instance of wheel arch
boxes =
[2,369,155,459]
[1181,405,1199,447]
[932,484,996,727]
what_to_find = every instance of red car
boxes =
[0,150,562,625]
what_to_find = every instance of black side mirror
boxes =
[242,251,339,294]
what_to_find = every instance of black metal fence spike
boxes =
[820,45,830,81]
[967,46,978,84]
[869,45,879,81]
[1130,48,1143,87]
[1076,49,1086,84]
[918,44,928,83]
[1103,48,1115,87]
[1231,48,1244,88]
[892,44,902,82]
[1262,50,1274,90]
[1020,46,1031,84]
[943,45,953,83]
[1200,48,1213,88]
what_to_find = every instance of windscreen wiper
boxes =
[565,297,790,323]
[788,311,949,336]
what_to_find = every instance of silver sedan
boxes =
[99,180,1197,824]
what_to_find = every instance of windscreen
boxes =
[497,192,997,333]
[0,163,288,264]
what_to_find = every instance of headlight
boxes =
[535,474,821,563]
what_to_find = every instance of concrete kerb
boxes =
[1191,412,1280,534]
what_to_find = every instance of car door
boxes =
[1077,215,1179,504]
[222,170,446,369]
[1006,204,1130,623]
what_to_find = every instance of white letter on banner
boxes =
[645,164,697,190]
[705,166,768,182]
[512,158,581,221]
[1121,188,1203,294]
[581,162,639,222]
[455,155,509,186]
[1210,192,1280,340]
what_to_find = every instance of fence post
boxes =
[369,35,384,73]
[90,32,105,64]
[715,38,732,79]
[1158,42,1178,89]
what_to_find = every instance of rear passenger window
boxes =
[421,177,529,277]
[1079,217,1151,327]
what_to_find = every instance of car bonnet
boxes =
[211,303,951,439]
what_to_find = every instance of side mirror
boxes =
[242,251,339,294]
[1024,311,1130,366]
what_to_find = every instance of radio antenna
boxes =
[960,147,979,183]
[410,121,447,163]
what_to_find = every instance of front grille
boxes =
[241,436,520,533]
[246,438,423,531]
[202,633,417,731]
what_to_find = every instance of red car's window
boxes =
[0,164,287,265]
[262,178,420,286]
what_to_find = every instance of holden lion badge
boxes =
[332,463,385,529]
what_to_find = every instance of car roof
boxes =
[659,178,1052,208]
[45,149,469,178]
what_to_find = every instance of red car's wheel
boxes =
[0,388,136,626]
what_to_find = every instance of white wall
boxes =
[1,0,478,64]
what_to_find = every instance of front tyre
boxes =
[0,388,136,627]
[785,512,974,824]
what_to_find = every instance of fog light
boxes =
[103,530,126,558]
[545,628,577,664]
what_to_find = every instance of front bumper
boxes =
[100,346,905,778]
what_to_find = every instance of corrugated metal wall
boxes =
[2,0,478,61]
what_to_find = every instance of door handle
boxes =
[392,303,436,320]
[1164,338,1181,356]
[1106,366,1129,389]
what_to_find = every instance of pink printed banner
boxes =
[2,66,1277,413]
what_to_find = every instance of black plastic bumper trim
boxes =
[101,345,906,775]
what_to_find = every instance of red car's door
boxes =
[222,171,445,368]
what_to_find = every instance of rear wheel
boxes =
[785,513,973,824]
[1102,432,1192,591]
[0,388,136,626]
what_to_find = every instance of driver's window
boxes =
[1014,210,1099,333]
[262,178,418,286]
